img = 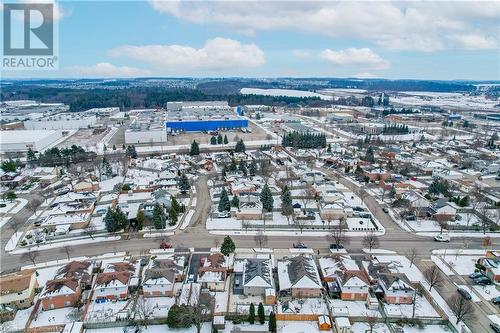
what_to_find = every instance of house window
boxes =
[19,300,24,304]
[65,301,70,306]
[49,304,54,309]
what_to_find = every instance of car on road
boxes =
[160,242,172,249]
[434,234,451,242]
[382,207,389,213]
[491,323,500,333]
[330,244,344,250]
[469,272,485,279]
[457,288,472,300]
[293,242,307,249]
[492,296,500,305]
[473,277,492,285]
[187,274,195,283]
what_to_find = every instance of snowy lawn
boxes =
[30,307,77,328]
[351,322,390,333]
[0,304,34,331]
[86,323,212,333]
[142,296,175,318]
[278,321,321,333]
[384,295,440,318]
[472,285,500,301]
[86,299,132,322]
[330,299,381,317]
[401,325,452,333]
[455,285,481,302]
[431,256,455,276]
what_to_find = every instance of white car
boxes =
[434,234,451,242]
[217,211,231,218]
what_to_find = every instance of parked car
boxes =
[469,272,485,279]
[434,234,451,242]
[474,277,492,285]
[491,323,500,333]
[217,211,231,218]
[187,274,195,283]
[293,242,307,249]
[160,242,172,249]
[491,296,500,305]
[330,244,344,250]
[382,207,389,213]
[457,288,472,300]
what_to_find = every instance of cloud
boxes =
[293,49,311,59]
[108,37,265,70]
[320,48,390,70]
[67,62,151,77]
[149,1,499,51]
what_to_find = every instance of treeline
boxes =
[382,108,417,116]
[27,145,97,167]
[282,131,327,149]
[383,123,409,134]
[328,79,475,92]
[1,86,328,111]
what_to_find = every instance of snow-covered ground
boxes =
[86,299,132,322]
[330,299,381,317]
[30,307,76,328]
[472,285,500,301]
[278,321,321,333]
[86,323,212,333]
[385,296,440,318]
[352,322,390,333]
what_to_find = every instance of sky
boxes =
[2,0,500,80]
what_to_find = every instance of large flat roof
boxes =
[0,130,59,143]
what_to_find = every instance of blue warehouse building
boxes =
[165,118,248,132]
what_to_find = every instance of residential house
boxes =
[477,256,500,283]
[197,253,229,291]
[40,278,82,310]
[242,258,274,296]
[53,261,93,289]
[142,255,186,297]
[0,270,37,312]
[377,273,414,304]
[93,262,138,300]
[277,255,322,298]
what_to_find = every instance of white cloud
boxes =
[108,37,265,70]
[320,48,390,70]
[293,49,311,59]
[67,62,151,78]
[149,1,499,51]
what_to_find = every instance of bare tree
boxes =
[84,224,97,240]
[22,249,38,266]
[61,245,72,260]
[449,294,475,325]
[25,197,42,214]
[300,187,315,213]
[423,265,444,291]
[366,313,378,333]
[478,202,491,234]
[254,231,268,249]
[329,218,349,249]
[135,297,153,328]
[406,247,418,267]
[362,231,380,253]
[7,218,24,235]
[295,218,307,234]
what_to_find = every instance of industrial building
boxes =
[125,112,167,144]
[0,130,62,153]
[24,112,97,130]
[165,101,248,132]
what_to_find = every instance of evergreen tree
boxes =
[153,203,167,229]
[387,160,394,170]
[177,174,190,193]
[365,146,375,163]
[4,191,16,202]
[231,195,240,208]
[239,160,248,176]
[112,144,116,150]
[260,184,274,213]
[229,158,238,171]
[102,158,112,178]
[210,136,217,145]
[218,188,231,212]
[326,143,332,153]
[220,236,235,256]
[459,195,470,207]
[122,144,126,150]
[114,206,129,230]
[257,302,265,324]
[104,208,117,232]
[190,140,200,156]
[171,196,181,213]
[223,135,229,144]
[249,159,257,176]
[268,312,276,333]
[429,178,441,195]
[281,189,293,223]
[27,148,37,166]
[166,304,191,329]
[217,134,223,145]
[248,303,255,324]
[168,206,178,226]
[1,160,16,173]
[235,139,246,152]
[136,210,145,230]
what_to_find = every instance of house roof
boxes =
[378,273,414,292]
[143,269,176,285]
[41,278,79,297]
[243,258,273,288]
[54,261,92,284]
[95,271,130,288]
[0,270,35,295]
[278,255,321,290]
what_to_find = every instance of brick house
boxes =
[143,255,186,297]
[197,253,229,291]
[40,278,82,310]
[278,255,322,298]
[377,274,414,304]
[0,269,37,310]
[338,271,370,301]
[93,262,138,300]
[53,261,94,290]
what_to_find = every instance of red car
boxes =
[160,242,172,249]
